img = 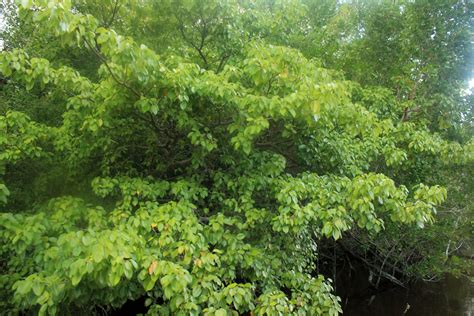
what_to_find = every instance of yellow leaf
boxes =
[194,258,202,268]
[148,260,158,275]
[311,100,320,114]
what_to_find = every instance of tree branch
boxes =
[104,0,121,28]
[84,37,141,97]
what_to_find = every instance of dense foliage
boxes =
[0,0,472,315]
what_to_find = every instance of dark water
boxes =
[112,268,473,315]
[341,275,473,316]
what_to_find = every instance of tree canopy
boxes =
[0,0,473,315]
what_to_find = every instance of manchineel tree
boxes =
[0,0,473,315]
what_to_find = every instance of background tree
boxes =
[0,0,472,315]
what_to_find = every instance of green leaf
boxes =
[215,308,227,316]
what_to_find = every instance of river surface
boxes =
[341,274,473,315]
